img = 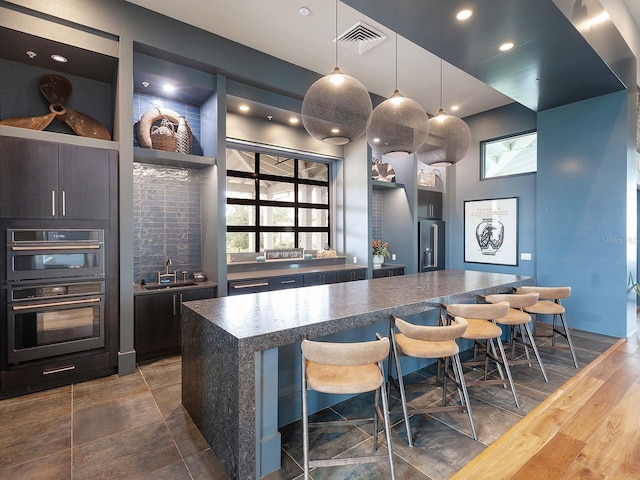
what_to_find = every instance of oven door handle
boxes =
[11,245,101,251]
[12,297,102,310]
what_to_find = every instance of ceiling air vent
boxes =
[335,21,386,55]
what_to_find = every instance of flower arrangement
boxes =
[372,239,391,258]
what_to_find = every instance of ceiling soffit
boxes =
[343,0,626,112]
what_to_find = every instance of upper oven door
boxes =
[6,229,104,282]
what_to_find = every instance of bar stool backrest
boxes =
[485,292,539,309]
[447,301,509,320]
[517,286,571,301]
[301,338,389,366]
[394,315,467,341]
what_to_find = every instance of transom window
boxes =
[226,149,330,254]
[481,131,537,179]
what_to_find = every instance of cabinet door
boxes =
[303,272,337,286]
[0,137,58,218]
[134,293,179,362]
[228,279,270,296]
[58,145,111,220]
[336,269,367,283]
[418,190,443,219]
[269,275,304,290]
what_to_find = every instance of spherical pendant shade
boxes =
[366,90,429,157]
[301,67,372,145]
[417,113,471,166]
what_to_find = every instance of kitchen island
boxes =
[181,270,533,480]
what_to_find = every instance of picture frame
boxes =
[464,197,518,266]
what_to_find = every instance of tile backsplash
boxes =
[133,163,203,284]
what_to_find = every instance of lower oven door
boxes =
[8,294,105,363]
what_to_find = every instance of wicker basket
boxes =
[150,118,176,152]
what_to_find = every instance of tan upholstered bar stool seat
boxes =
[485,292,548,382]
[516,286,578,368]
[447,301,520,408]
[389,314,476,445]
[301,337,395,479]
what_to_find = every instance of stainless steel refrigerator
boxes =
[419,219,445,272]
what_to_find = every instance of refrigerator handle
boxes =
[432,223,438,268]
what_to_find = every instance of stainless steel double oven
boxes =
[5,229,106,364]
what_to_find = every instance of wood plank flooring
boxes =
[451,333,640,479]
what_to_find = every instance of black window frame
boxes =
[226,150,330,253]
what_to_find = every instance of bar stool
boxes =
[301,336,395,480]
[484,292,549,382]
[516,286,578,368]
[446,301,520,408]
[388,313,476,446]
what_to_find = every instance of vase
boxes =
[175,115,190,154]
[372,254,384,269]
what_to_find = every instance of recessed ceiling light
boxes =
[163,84,176,93]
[450,105,460,112]
[51,54,67,63]
[239,105,250,112]
[456,9,473,21]
[298,7,311,16]
[289,117,299,124]
[26,50,37,59]
[499,42,514,51]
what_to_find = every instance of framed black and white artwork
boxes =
[464,197,518,266]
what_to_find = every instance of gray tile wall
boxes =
[372,189,383,241]
[133,164,203,284]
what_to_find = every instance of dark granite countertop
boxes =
[133,280,217,296]
[227,263,368,282]
[184,270,532,350]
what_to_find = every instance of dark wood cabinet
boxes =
[336,268,367,283]
[373,265,406,278]
[269,274,304,290]
[417,189,443,220]
[135,286,216,362]
[303,271,337,286]
[0,137,113,220]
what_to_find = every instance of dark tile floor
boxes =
[0,325,620,480]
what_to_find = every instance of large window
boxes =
[226,149,330,254]
[481,131,537,179]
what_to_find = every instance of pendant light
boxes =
[366,33,429,158]
[301,0,372,145]
[418,59,471,166]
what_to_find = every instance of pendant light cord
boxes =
[395,32,398,90]
[440,58,443,109]
[335,0,338,68]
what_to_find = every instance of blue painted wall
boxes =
[447,102,537,281]
[446,93,633,337]
[537,91,631,337]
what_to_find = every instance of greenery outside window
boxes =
[226,149,330,254]
[481,131,537,179]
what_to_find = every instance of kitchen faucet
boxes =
[165,258,172,274]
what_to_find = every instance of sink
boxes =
[143,281,197,290]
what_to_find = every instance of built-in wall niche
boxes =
[133,163,204,284]
[0,25,117,140]
[133,91,203,156]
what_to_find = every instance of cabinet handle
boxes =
[172,294,177,316]
[62,190,66,216]
[43,365,75,375]
[232,282,269,289]
[280,279,296,284]
[179,294,183,314]
[51,190,56,216]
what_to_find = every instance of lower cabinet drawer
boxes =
[228,279,270,295]
[269,275,304,290]
[303,271,337,286]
